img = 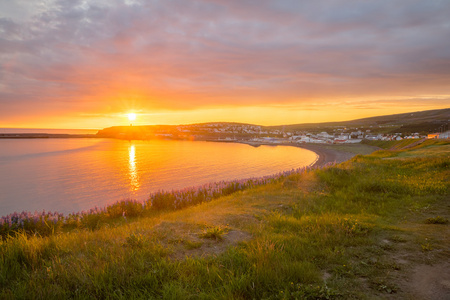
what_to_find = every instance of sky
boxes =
[0,0,449,129]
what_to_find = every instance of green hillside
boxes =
[268,108,450,134]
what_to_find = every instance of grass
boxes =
[315,143,380,155]
[362,138,421,150]
[424,216,449,224]
[0,140,448,299]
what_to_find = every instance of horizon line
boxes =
[1,107,448,131]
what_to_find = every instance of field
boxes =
[1,140,449,299]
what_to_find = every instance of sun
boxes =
[127,113,136,121]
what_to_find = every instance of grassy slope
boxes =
[362,139,423,150]
[270,108,450,133]
[1,141,449,299]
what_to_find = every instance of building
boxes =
[428,131,450,139]
[428,133,440,139]
[438,131,450,139]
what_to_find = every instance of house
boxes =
[438,131,450,139]
[427,133,439,139]
[317,132,333,139]
[333,139,347,144]
[346,139,362,144]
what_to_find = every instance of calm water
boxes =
[0,139,317,215]
[0,128,98,134]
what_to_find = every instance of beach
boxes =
[237,141,381,168]
[235,140,381,168]
[297,143,380,168]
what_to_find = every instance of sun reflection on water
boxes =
[128,144,140,191]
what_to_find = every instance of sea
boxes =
[0,128,98,134]
[0,138,317,216]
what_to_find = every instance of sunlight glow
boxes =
[128,113,136,122]
[128,144,140,191]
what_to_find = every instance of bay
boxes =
[0,139,317,215]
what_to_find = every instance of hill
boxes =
[268,108,450,134]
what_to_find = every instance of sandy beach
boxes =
[236,141,380,168]
[296,143,380,168]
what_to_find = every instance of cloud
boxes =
[0,0,449,126]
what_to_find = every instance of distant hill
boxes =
[267,108,450,134]
[97,108,450,138]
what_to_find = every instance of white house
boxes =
[439,131,450,139]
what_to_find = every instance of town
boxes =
[96,122,449,144]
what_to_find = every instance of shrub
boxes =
[80,212,104,230]
[107,199,144,218]
[200,226,227,241]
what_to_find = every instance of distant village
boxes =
[1,121,448,142]
[97,122,449,145]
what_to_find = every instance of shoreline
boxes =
[233,141,379,168]
[295,144,358,168]
[0,135,377,168]
[0,139,378,217]
[0,135,373,174]
[0,139,328,217]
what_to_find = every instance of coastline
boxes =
[234,141,380,168]
[296,144,359,168]
[0,141,349,218]
[0,138,378,216]
[1,138,326,217]
[0,134,376,170]
[0,134,375,169]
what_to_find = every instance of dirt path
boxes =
[390,196,450,300]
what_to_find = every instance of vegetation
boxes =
[0,140,448,299]
[361,138,420,149]
[272,108,450,134]
[1,168,313,239]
